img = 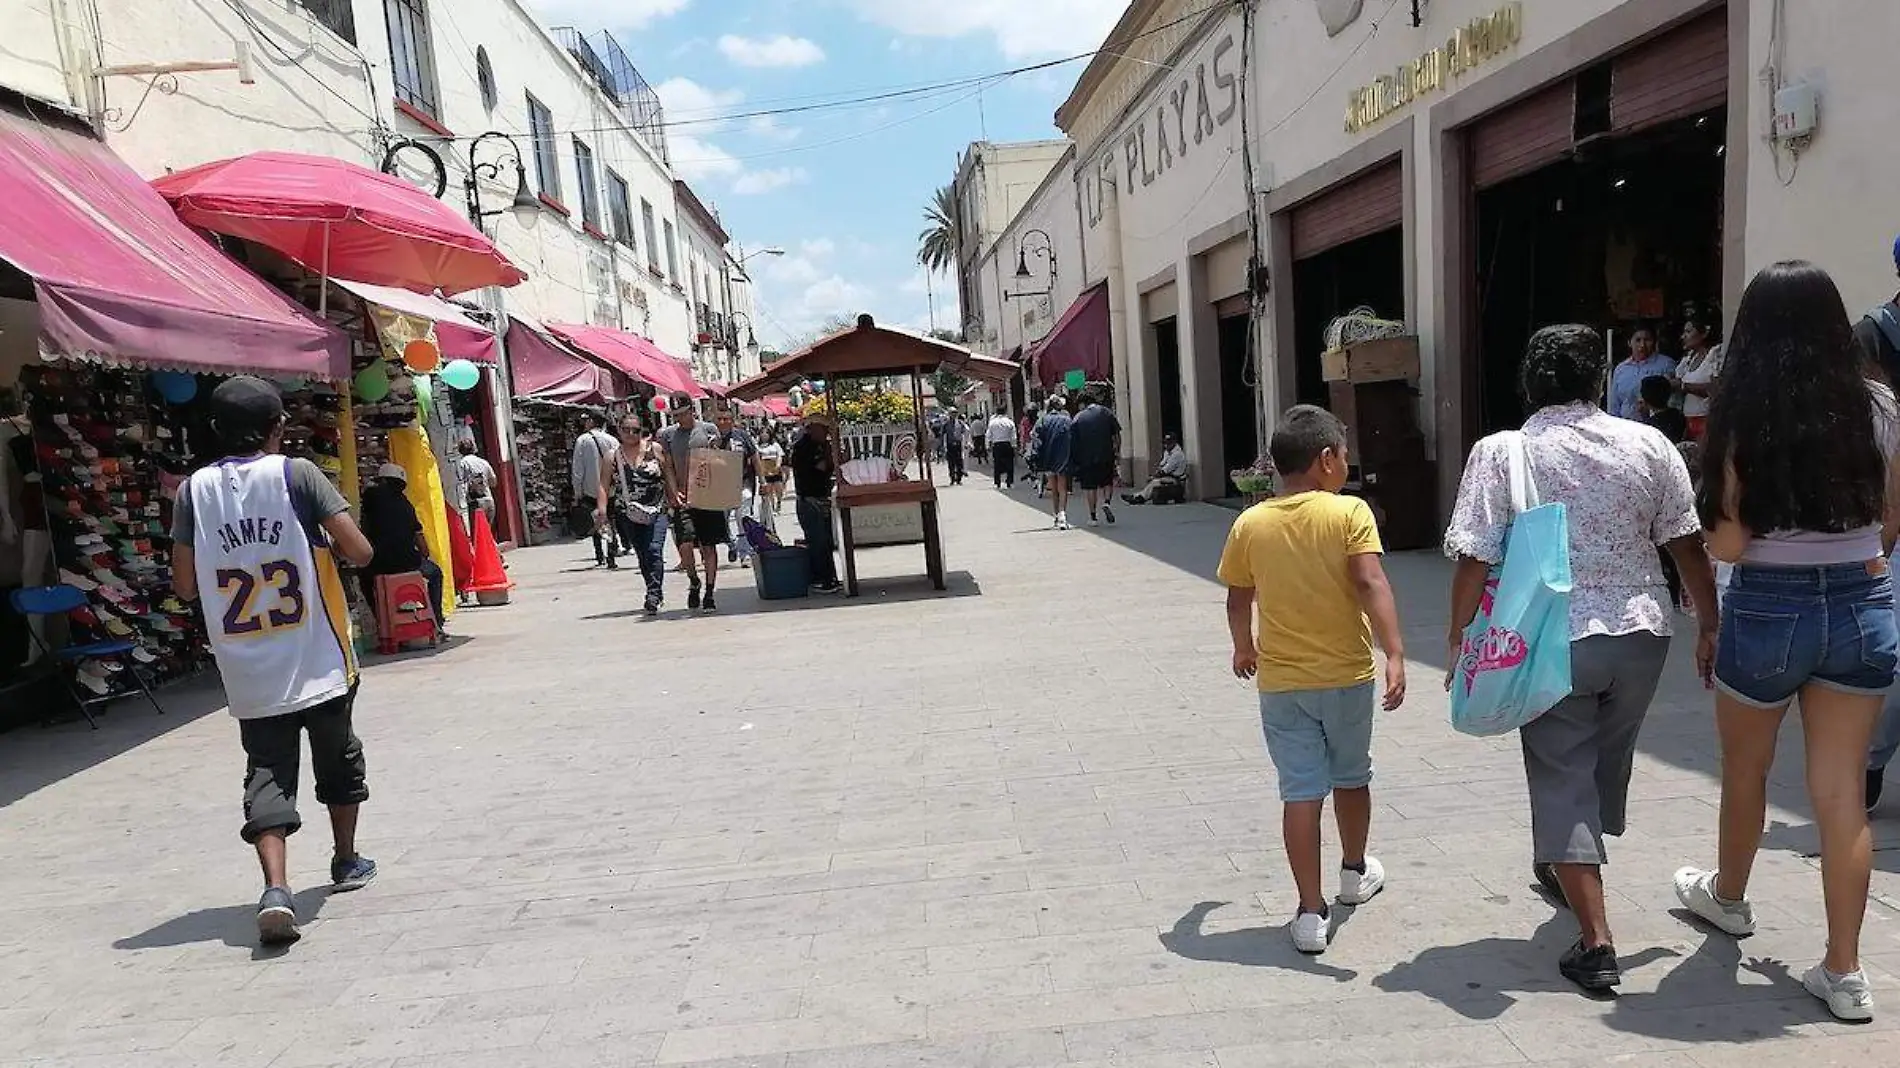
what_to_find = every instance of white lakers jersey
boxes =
[187,456,354,719]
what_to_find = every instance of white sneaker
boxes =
[1672,867,1756,936]
[1088,514,1100,527]
[1290,909,1330,954]
[1339,856,1386,905]
[1055,512,1070,530]
[1804,963,1875,1022]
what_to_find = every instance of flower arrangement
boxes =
[828,387,916,425]
[1230,453,1277,495]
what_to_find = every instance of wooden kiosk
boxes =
[727,315,1016,597]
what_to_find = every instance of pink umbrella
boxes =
[152,151,526,296]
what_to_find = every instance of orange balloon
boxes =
[402,337,441,373]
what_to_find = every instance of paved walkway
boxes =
[5,472,1900,1067]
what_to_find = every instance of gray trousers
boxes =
[1521,632,1671,865]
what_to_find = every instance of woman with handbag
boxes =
[596,416,669,616]
[1443,324,1716,993]
[1673,261,1900,1022]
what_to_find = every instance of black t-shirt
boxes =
[789,434,835,498]
[1645,407,1688,444]
[359,482,423,574]
[1070,404,1121,465]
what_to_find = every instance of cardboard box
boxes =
[1320,336,1420,384]
[686,447,743,511]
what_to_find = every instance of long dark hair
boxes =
[1699,260,1884,533]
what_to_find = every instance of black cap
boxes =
[207,376,284,447]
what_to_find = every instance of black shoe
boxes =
[643,600,660,617]
[687,584,702,611]
[606,559,619,571]
[257,886,300,946]
[1870,767,1887,812]
[1558,939,1620,991]
[1534,863,1568,909]
[1103,504,1116,524]
[701,594,717,614]
[727,548,738,564]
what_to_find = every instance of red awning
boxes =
[1030,282,1111,390]
[507,318,630,406]
[153,152,526,296]
[760,395,797,419]
[334,279,498,364]
[0,109,349,379]
[545,323,704,398]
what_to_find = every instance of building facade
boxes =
[950,139,1071,346]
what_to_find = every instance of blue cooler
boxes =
[753,546,811,600]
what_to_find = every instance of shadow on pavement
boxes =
[0,674,225,809]
[578,571,982,621]
[1159,901,1359,982]
[113,886,332,960]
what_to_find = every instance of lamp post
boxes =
[1007,228,1056,301]
[380,131,540,229]
[722,246,782,382]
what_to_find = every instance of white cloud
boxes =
[733,167,808,195]
[654,76,743,119]
[747,115,802,143]
[718,34,827,69]
[801,238,837,258]
[667,132,742,181]
[847,0,1126,59]
[527,0,690,31]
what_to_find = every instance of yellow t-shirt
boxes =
[1216,491,1383,692]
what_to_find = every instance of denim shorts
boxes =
[1258,684,1376,803]
[1715,561,1899,708]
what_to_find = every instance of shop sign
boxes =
[849,502,925,546]
[1344,2,1523,134]
[1084,31,1241,231]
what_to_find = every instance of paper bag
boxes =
[686,447,743,511]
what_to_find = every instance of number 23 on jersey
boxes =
[216,560,307,638]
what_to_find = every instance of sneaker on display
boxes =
[1338,856,1386,905]
[1672,867,1756,937]
[1290,908,1330,955]
[1804,963,1875,1022]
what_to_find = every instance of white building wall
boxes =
[975,146,1084,363]
[3,0,89,110]
[951,139,1071,341]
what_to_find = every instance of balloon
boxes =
[439,359,480,390]
[151,371,197,404]
[353,362,391,403]
[412,374,434,414]
[648,394,668,413]
[402,337,441,374]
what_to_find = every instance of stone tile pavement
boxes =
[5,472,1900,1066]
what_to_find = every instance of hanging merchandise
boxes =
[439,359,480,391]
[388,425,456,620]
[510,402,597,542]
[354,362,391,403]
[412,374,434,417]
[151,371,198,404]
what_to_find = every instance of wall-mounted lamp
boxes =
[1006,228,1056,301]
[380,131,540,229]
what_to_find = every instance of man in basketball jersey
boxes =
[170,377,377,945]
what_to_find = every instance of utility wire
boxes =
[217,0,385,130]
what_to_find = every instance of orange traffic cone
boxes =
[443,504,475,595]
[466,509,513,605]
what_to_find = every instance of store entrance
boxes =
[1153,317,1182,443]
[1291,227,1405,409]
[1475,107,1727,433]
[1217,313,1256,492]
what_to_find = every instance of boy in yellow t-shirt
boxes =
[1217,405,1407,956]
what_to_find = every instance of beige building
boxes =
[950,139,1072,346]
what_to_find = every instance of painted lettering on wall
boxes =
[1086,32,1240,230]
[1343,2,1523,134]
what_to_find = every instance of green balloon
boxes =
[413,373,434,414]
[354,362,390,403]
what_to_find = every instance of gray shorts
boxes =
[238,687,368,844]
[1258,684,1376,803]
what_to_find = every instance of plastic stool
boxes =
[373,572,439,654]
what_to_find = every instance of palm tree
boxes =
[916,185,959,273]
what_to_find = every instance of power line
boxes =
[217,0,385,130]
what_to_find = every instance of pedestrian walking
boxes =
[656,395,728,613]
[1069,390,1121,525]
[452,438,497,532]
[1673,261,1899,1022]
[168,377,379,946]
[1034,396,1075,529]
[757,424,788,516]
[570,414,622,568]
[713,409,760,568]
[944,407,968,485]
[985,410,1017,488]
[791,412,842,593]
[1217,405,1406,956]
[1445,323,1715,993]
[596,416,669,616]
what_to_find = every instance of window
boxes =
[296,0,356,44]
[606,170,634,250]
[640,200,660,272]
[384,0,439,116]
[689,268,700,307]
[475,46,497,112]
[663,221,679,284]
[527,93,559,201]
[573,138,601,232]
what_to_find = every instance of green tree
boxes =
[916,185,959,273]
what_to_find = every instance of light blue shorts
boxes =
[1258,684,1376,803]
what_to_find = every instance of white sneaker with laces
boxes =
[1055,512,1070,530]
[1339,856,1386,905]
[1290,909,1330,954]
[1672,867,1756,936]
[1804,963,1875,1022]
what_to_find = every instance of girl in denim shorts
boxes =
[1673,261,1900,1023]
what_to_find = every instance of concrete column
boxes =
[1098,173,1135,482]
[1180,255,1223,500]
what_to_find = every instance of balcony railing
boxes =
[551,26,670,164]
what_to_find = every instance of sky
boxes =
[522,0,1130,350]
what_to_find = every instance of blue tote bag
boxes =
[1450,432,1574,737]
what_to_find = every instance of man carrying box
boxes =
[656,394,728,614]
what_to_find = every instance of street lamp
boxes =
[380,131,540,229]
[729,312,762,361]
[739,246,786,265]
[1007,228,1055,300]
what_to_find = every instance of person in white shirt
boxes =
[1123,435,1191,504]
[1672,309,1723,441]
[452,438,497,531]
[570,415,623,567]
[985,411,1018,488]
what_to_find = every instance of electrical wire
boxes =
[1251,0,1402,141]
[216,0,385,130]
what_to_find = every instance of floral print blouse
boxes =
[1445,402,1701,640]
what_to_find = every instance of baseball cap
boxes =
[376,462,408,484]
[206,376,284,445]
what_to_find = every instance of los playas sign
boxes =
[1085,30,1241,231]
[1344,2,1523,133]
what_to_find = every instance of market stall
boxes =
[728,316,1007,597]
[505,317,639,543]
